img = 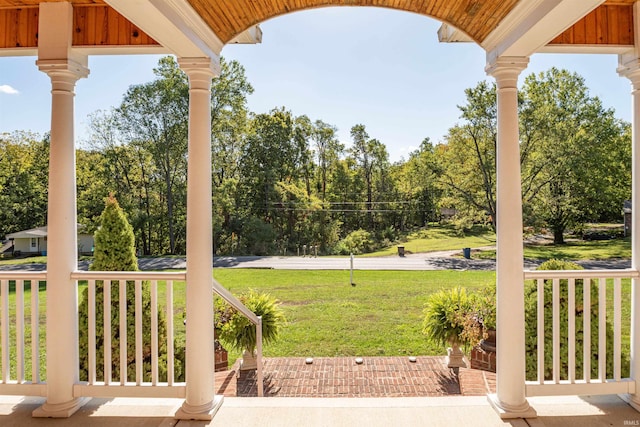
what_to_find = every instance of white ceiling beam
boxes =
[105,0,223,60]
[484,0,605,62]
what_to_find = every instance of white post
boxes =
[618,52,640,412]
[175,57,222,421]
[33,2,89,418]
[486,56,536,419]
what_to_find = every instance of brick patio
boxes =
[215,356,496,398]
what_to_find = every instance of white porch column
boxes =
[486,56,536,419]
[33,2,89,418]
[618,54,640,412]
[175,57,222,421]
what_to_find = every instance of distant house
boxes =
[6,225,94,256]
[624,200,632,237]
[440,208,457,220]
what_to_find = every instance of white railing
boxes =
[71,271,186,398]
[523,269,637,397]
[0,272,47,396]
[0,269,264,399]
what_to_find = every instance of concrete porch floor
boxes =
[1,356,638,426]
[0,394,637,427]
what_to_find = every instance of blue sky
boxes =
[0,6,633,162]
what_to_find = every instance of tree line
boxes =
[0,57,631,255]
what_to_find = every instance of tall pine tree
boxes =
[78,195,174,382]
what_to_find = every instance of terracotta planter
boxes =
[480,328,496,353]
[214,340,228,372]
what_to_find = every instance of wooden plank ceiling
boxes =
[0,0,635,49]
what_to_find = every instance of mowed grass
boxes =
[474,238,631,261]
[366,226,496,257]
[211,269,494,363]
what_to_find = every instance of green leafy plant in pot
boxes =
[423,287,472,368]
[218,290,286,370]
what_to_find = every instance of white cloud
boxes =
[0,85,19,95]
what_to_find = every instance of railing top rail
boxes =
[0,271,47,280]
[524,268,639,280]
[71,271,187,281]
[213,278,259,325]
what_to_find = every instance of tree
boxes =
[116,56,189,254]
[311,120,343,201]
[78,195,171,382]
[0,131,49,237]
[393,138,442,228]
[349,124,389,230]
[520,68,630,243]
[438,81,498,229]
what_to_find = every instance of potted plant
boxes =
[218,290,286,370]
[460,283,496,352]
[423,287,472,368]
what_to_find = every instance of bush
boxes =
[333,229,375,255]
[423,287,473,348]
[524,259,628,381]
[78,195,176,382]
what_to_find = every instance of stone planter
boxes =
[239,349,258,371]
[446,343,467,368]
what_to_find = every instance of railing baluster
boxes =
[166,280,174,385]
[151,280,158,385]
[568,278,576,383]
[104,278,111,385]
[1,279,9,382]
[31,280,39,383]
[119,279,127,385]
[614,277,622,381]
[598,277,607,381]
[135,280,142,385]
[16,280,24,383]
[584,277,591,382]
[552,278,560,383]
[88,279,96,384]
[537,278,544,384]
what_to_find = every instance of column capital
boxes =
[36,59,89,93]
[617,54,640,89]
[485,56,529,89]
[179,57,219,91]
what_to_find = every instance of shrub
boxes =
[423,287,473,348]
[78,195,175,382]
[524,259,628,381]
[334,229,375,255]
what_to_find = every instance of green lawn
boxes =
[211,269,494,363]
[474,237,631,261]
[365,226,496,257]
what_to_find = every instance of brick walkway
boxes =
[215,356,496,398]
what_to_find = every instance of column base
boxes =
[175,395,224,421]
[32,397,90,418]
[487,394,537,419]
[619,393,640,413]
